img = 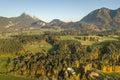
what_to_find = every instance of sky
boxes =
[0,0,120,22]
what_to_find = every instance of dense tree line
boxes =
[0,39,22,55]
[12,35,45,44]
[44,29,120,36]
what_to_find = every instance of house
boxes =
[90,71,99,77]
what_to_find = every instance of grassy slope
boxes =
[23,40,52,53]
[0,57,8,73]
[0,75,35,80]
[61,36,96,45]
[61,36,119,45]
[104,72,120,79]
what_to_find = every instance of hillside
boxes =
[81,7,120,31]
[0,13,45,31]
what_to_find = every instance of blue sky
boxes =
[0,0,120,22]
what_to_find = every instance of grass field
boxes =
[104,72,120,79]
[0,57,8,73]
[60,35,97,45]
[0,28,63,39]
[60,35,119,45]
[0,75,36,80]
[23,40,52,53]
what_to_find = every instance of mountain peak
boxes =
[50,19,63,23]
[98,7,109,13]
[20,12,39,20]
[29,14,39,20]
[100,7,109,10]
[20,12,29,16]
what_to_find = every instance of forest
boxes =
[0,33,120,80]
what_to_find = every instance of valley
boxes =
[0,28,120,80]
[0,7,120,80]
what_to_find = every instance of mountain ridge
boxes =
[80,7,120,31]
[0,7,120,32]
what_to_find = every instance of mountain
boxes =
[10,13,39,27]
[44,7,120,31]
[43,19,65,28]
[32,20,46,27]
[0,17,10,31]
[80,7,120,31]
[50,19,63,25]
[0,8,120,32]
[0,13,45,31]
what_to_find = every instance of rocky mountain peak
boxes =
[19,12,39,21]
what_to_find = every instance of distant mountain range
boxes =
[0,7,120,32]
